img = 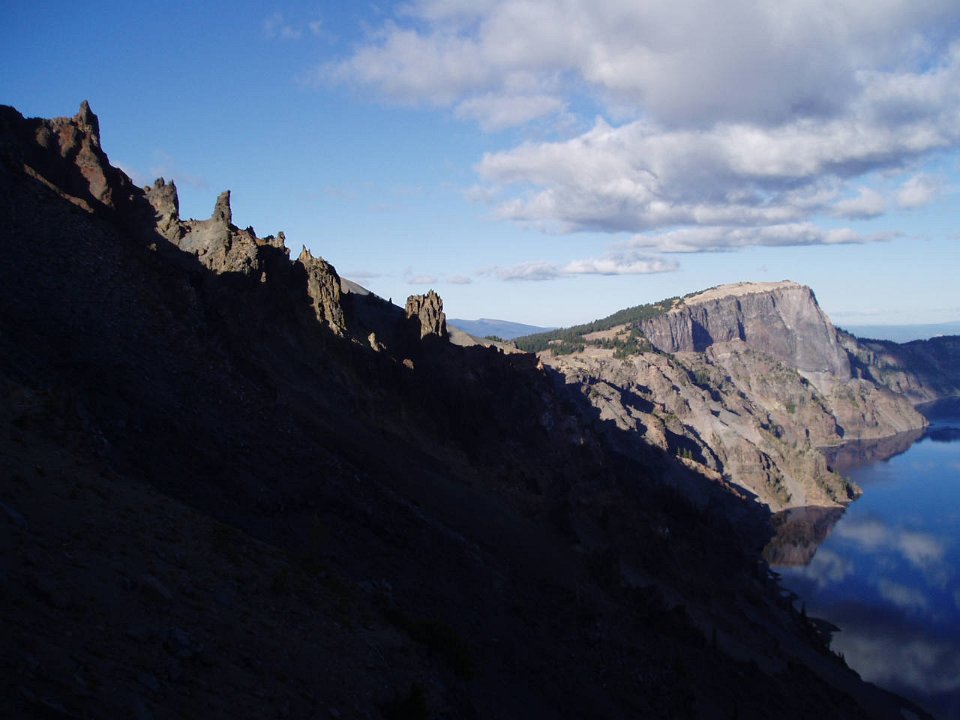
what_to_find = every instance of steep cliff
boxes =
[842,332,960,403]
[538,282,927,511]
[639,281,851,388]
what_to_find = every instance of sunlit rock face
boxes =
[543,281,928,511]
[405,290,448,339]
[639,281,851,389]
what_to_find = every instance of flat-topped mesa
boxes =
[639,280,851,385]
[406,290,448,339]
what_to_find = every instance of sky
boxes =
[2,1,959,329]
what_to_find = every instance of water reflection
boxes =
[767,406,960,719]
[763,506,843,566]
[821,427,923,475]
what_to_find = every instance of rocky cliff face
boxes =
[298,247,346,335]
[842,332,960,403]
[640,282,851,388]
[542,282,927,511]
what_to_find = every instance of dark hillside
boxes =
[0,103,929,719]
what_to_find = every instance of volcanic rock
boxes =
[298,247,346,335]
[405,290,447,339]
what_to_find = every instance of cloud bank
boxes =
[324,0,960,261]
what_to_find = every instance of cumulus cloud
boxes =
[406,272,439,284]
[446,274,473,284]
[897,173,943,208]
[455,93,564,130]
[832,187,886,219]
[264,12,302,41]
[491,250,677,281]
[627,224,879,253]
[322,1,960,255]
[265,12,325,41]
[325,1,960,125]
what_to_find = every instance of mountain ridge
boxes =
[447,317,554,340]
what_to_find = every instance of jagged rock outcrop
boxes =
[298,247,346,335]
[0,100,139,217]
[175,190,263,275]
[144,177,181,241]
[405,290,448,339]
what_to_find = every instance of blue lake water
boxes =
[777,402,960,720]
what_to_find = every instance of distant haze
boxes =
[842,321,960,344]
[448,318,554,340]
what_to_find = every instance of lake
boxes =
[772,399,960,720]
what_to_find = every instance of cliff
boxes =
[538,282,927,511]
[0,103,929,719]
[842,333,960,403]
[639,281,851,387]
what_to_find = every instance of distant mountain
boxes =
[842,321,960,343]
[448,317,554,339]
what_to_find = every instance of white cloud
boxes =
[446,274,472,284]
[832,187,886,219]
[265,12,326,41]
[264,12,302,41]
[563,252,678,275]
[897,173,943,208]
[322,1,960,250]
[407,274,439,284]
[492,260,562,282]
[627,224,878,253]
[455,93,564,130]
[476,82,960,235]
[490,250,677,281]
[325,1,960,126]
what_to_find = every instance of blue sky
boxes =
[3,1,959,328]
